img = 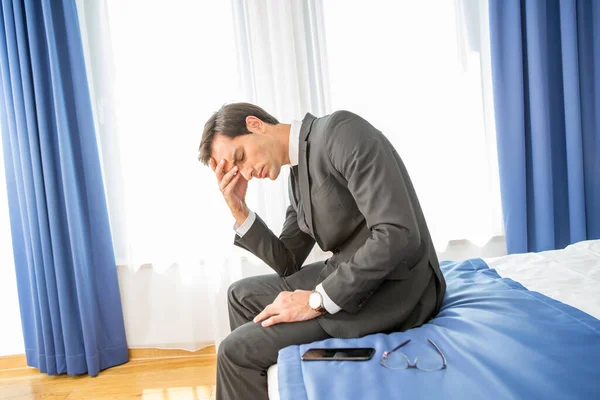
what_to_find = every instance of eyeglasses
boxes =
[381,339,447,371]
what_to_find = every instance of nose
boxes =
[240,167,253,181]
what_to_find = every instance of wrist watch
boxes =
[309,290,327,314]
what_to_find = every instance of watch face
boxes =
[309,292,322,309]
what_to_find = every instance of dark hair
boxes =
[198,102,279,165]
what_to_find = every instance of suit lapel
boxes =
[298,113,317,235]
[289,166,299,210]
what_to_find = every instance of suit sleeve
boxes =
[234,184,316,277]
[321,111,422,313]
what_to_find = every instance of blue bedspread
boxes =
[278,259,600,399]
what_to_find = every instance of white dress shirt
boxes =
[234,120,341,314]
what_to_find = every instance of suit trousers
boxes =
[216,262,330,400]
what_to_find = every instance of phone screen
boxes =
[301,347,375,361]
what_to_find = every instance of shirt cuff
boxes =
[234,210,256,237]
[316,283,342,314]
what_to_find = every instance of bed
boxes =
[267,239,600,399]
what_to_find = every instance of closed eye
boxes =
[233,150,244,165]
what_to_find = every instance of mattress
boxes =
[267,239,600,400]
[486,240,600,320]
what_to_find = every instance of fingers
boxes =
[261,315,284,328]
[223,173,241,197]
[219,165,239,193]
[215,159,227,181]
[254,304,276,324]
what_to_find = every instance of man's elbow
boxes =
[394,226,423,268]
[279,257,302,277]
[382,224,421,261]
[405,227,421,253]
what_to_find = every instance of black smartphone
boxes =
[301,347,375,361]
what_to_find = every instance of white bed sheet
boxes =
[267,239,600,400]
[488,239,600,320]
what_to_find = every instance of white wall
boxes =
[438,236,507,261]
[0,137,25,357]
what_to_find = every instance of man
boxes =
[198,103,446,399]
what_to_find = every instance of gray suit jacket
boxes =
[235,111,446,338]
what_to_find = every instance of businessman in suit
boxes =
[198,103,446,400]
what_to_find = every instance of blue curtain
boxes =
[0,0,128,375]
[489,0,600,254]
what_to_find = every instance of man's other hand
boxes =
[253,290,322,327]
[211,158,249,224]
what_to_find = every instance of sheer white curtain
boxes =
[77,0,244,350]
[76,0,503,351]
[76,0,331,350]
[231,0,332,267]
[322,0,504,252]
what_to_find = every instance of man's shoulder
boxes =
[316,110,361,129]
[312,110,381,149]
[309,110,364,141]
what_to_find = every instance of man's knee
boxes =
[218,324,278,370]
[228,274,283,307]
[217,332,238,365]
[227,276,255,307]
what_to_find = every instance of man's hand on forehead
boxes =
[209,156,248,224]
[210,157,234,176]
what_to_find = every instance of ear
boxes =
[246,115,264,134]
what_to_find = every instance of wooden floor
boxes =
[0,353,217,400]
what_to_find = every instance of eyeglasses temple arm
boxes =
[388,339,411,355]
[428,339,447,367]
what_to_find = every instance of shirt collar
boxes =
[288,120,301,167]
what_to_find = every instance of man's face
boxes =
[210,133,283,181]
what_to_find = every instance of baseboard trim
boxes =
[129,345,216,360]
[0,345,216,371]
